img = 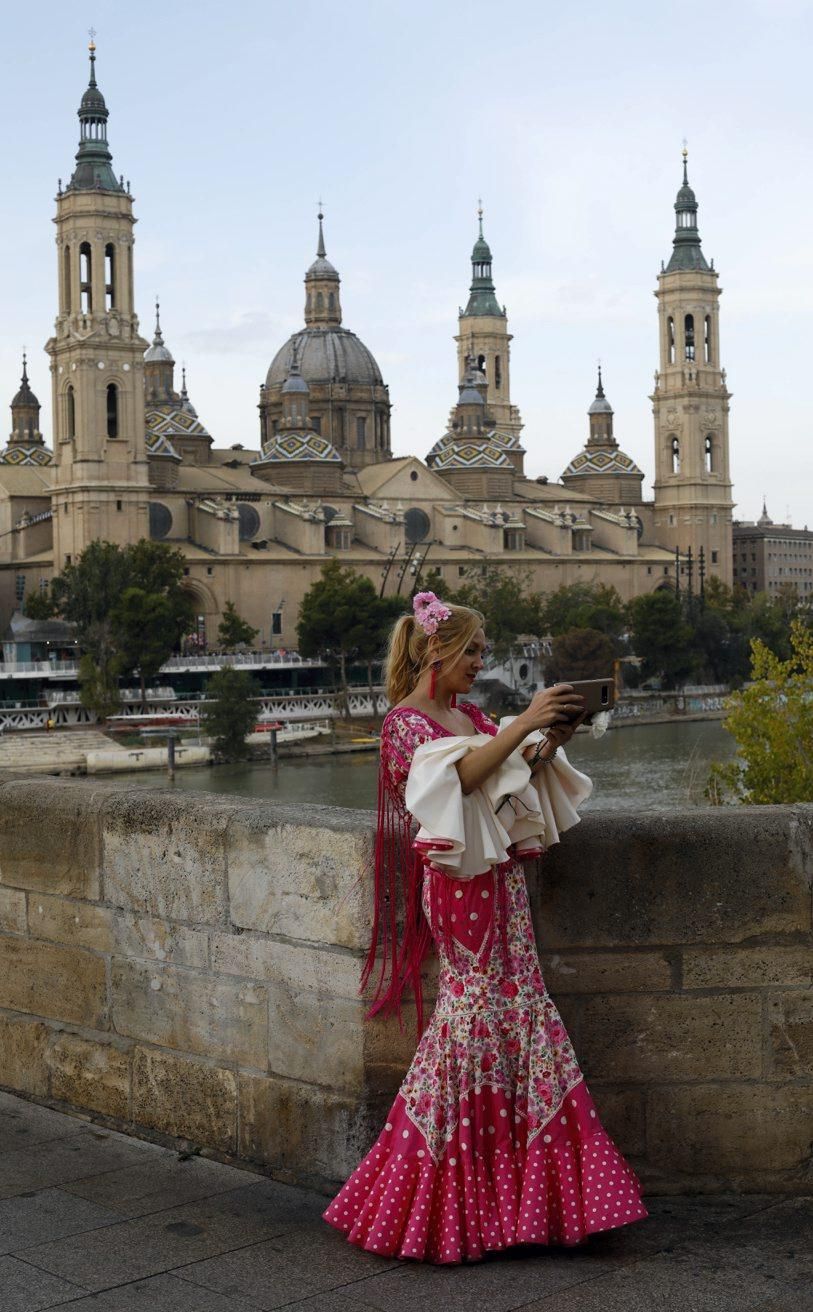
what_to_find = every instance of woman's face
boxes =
[448,627,488,692]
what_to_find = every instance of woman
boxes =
[324,594,647,1263]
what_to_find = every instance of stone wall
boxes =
[0,770,810,1196]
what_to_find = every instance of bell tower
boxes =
[46,38,149,570]
[651,150,734,584]
[455,206,522,439]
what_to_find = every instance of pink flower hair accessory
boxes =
[412,591,452,635]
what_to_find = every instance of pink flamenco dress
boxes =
[323,701,648,1264]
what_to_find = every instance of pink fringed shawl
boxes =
[360,704,502,1032]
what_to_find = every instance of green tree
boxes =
[47,539,193,718]
[538,582,626,638]
[201,667,258,761]
[51,541,131,718]
[544,628,616,683]
[22,587,57,620]
[218,601,259,652]
[708,619,813,804]
[430,565,541,657]
[297,560,390,717]
[355,594,408,712]
[628,590,696,688]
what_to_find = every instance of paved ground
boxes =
[0,1090,809,1312]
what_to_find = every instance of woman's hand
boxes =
[523,712,586,771]
[517,685,584,734]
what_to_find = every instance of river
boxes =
[120,718,736,813]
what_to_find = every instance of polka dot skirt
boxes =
[323,1079,648,1265]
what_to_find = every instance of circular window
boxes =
[404,507,430,544]
[237,503,260,541]
[148,502,172,540]
[410,469,418,481]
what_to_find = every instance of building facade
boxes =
[0,47,738,650]
[733,503,813,597]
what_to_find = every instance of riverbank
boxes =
[0,708,731,776]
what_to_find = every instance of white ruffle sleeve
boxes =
[404,725,592,880]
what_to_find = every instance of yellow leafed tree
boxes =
[708,619,813,805]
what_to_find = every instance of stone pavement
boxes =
[0,1091,810,1312]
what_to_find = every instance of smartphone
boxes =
[555,677,615,724]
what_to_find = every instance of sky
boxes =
[1,0,812,527]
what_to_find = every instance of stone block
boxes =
[0,779,104,899]
[0,1014,50,1096]
[102,791,234,924]
[683,946,813,990]
[210,931,361,997]
[238,1072,383,1188]
[587,1084,646,1156]
[534,807,812,948]
[30,895,208,968]
[0,934,106,1028]
[226,804,374,950]
[0,887,26,935]
[767,992,813,1078]
[132,1047,237,1153]
[47,1032,130,1119]
[542,951,672,993]
[266,981,363,1091]
[647,1083,813,1177]
[577,993,763,1081]
[111,958,267,1069]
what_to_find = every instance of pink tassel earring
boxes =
[450,693,457,709]
[429,660,441,700]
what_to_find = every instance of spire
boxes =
[463,203,504,317]
[758,498,773,527]
[316,206,326,258]
[144,297,174,363]
[304,207,342,327]
[664,145,709,274]
[180,365,198,417]
[10,350,43,445]
[67,36,123,193]
[587,362,616,446]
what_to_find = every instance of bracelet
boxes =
[529,738,557,768]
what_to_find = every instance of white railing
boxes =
[0,650,323,680]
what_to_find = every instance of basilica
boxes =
[0,45,734,649]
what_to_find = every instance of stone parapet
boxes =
[0,775,810,1196]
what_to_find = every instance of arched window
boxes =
[705,434,714,473]
[356,415,367,448]
[495,355,502,390]
[316,292,324,311]
[704,315,712,364]
[106,383,119,438]
[63,245,71,313]
[66,385,76,439]
[667,316,676,365]
[477,353,487,377]
[105,243,116,310]
[79,242,92,313]
[684,313,695,361]
[670,435,680,474]
[328,292,335,313]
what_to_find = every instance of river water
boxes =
[121,718,736,813]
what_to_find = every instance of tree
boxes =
[355,595,408,713]
[628,590,695,688]
[51,541,131,718]
[297,560,388,717]
[708,619,813,804]
[218,601,259,652]
[23,588,57,620]
[47,539,193,718]
[201,667,258,761]
[544,628,616,684]
[428,565,542,657]
[538,582,627,639]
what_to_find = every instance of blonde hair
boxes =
[385,602,485,706]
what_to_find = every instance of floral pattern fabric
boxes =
[324,702,648,1263]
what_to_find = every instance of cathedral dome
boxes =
[266,328,384,390]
